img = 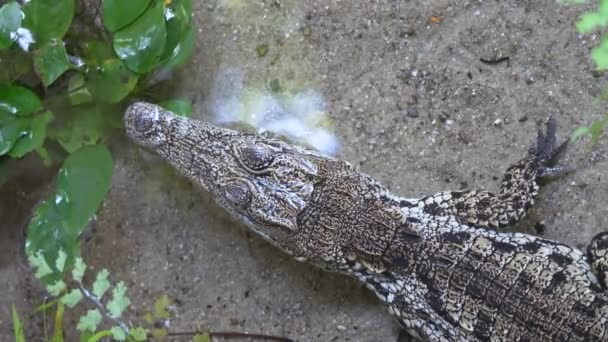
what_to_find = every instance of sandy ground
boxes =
[2,0,608,341]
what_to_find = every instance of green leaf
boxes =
[25,145,113,285]
[182,0,193,16]
[153,294,171,319]
[591,38,608,70]
[159,99,192,117]
[92,269,111,299]
[0,116,29,156]
[106,281,131,318]
[79,331,93,342]
[0,49,34,84]
[50,109,108,153]
[33,39,72,87]
[576,11,608,34]
[56,144,113,230]
[0,85,47,157]
[28,250,54,278]
[164,25,194,68]
[81,41,115,66]
[46,280,67,296]
[76,309,102,333]
[8,110,53,158]
[160,0,191,64]
[110,326,127,341]
[130,327,148,341]
[0,84,42,116]
[87,59,138,103]
[72,257,86,282]
[68,74,93,106]
[192,333,211,342]
[589,119,605,144]
[102,0,152,32]
[152,328,167,339]
[0,2,23,50]
[55,249,67,272]
[113,1,167,73]
[61,288,83,308]
[11,304,26,342]
[22,0,75,46]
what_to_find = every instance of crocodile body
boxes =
[124,102,608,341]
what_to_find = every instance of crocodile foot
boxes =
[529,116,573,178]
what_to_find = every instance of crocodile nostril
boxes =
[134,113,154,132]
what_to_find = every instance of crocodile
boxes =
[124,101,608,341]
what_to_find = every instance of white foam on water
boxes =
[208,68,339,155]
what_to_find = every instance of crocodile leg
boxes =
[416,117,570,229]
[589,232,608,291]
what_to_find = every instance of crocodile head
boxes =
[124,102,329,255]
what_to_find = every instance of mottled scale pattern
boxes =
[124,102,608,341]
[422,157,540,229]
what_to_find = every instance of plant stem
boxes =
[78,285,130,333]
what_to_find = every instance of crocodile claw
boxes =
[529,116,573,178]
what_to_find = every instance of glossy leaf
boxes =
[165,25,194,68]
[181,0,193,16]
[9,110,53,158]
[68,74,93,106]
[0,117,29,156]
[0,2,22,50]
[103,0,152,32]
[113,1,167,73]
[87,59,138,103]
[22,0,74,46]
[25,145,113,285]
[33,39,72,87]
[159,99,192,117]
[0,49,34,84]
[81,40,114,66]
[160,0,191,63]
[0,84,42,116]
[50,108,107,153]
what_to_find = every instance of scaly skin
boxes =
[124,102,608,341]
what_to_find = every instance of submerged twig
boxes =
[479,56,510,65]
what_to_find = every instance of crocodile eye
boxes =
[224,181,251,208]
[239,144,275,170]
